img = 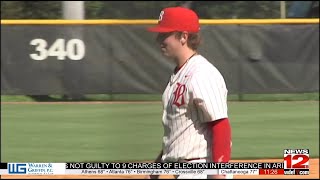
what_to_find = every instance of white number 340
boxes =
[29,38,85,60]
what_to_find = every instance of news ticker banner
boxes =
[0,149,310,176]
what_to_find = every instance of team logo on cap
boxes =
[159,11,164,21]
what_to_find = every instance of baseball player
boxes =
[147,7,232,179]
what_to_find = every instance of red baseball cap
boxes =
[147,7,200,33]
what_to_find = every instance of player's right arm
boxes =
[154,150,163,162]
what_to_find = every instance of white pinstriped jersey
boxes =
[161,54,228,162]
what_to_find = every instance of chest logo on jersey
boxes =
[173,83,186,107]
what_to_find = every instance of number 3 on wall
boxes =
[29,38,85,60]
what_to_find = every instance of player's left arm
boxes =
[188,69,228,121]
[189,71,231,160]
[208,118,232,163]
[207,119,232,179]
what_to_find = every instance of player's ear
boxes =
[180,31,188,44]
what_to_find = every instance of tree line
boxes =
[1,1,295,19]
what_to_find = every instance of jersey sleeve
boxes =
[188,69,228,122]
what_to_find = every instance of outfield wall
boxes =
[1,19,319,95]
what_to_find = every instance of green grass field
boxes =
[1,92,319,102]
[1,101,319,162]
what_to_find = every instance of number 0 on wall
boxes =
[29,38,85,60]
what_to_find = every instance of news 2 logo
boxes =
[8,163,27,174]
[284,149,309,169]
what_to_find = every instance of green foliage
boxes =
[1,1,61,19]
[1,1,297,19]
[1,1,24,19]
[193,1,280,19]
[85,1,183,19]
[85,1,104,19]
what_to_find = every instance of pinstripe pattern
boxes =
[161,55,229,164]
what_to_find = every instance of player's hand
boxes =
[208,175,226,179]
[147,175,159,179]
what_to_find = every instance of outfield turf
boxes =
[1,101,319,162]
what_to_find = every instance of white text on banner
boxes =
[219,169,259,175]
[65,169,219,175]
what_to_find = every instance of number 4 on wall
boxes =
[29,38,86,60]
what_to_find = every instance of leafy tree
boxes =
[1,1,25,19]
[191,1,281,19]
[3,1,315,19]
[85,1,183,19]
[1,1,61,19]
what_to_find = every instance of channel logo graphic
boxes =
[8,163,27,174]
[284,149,309,169]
